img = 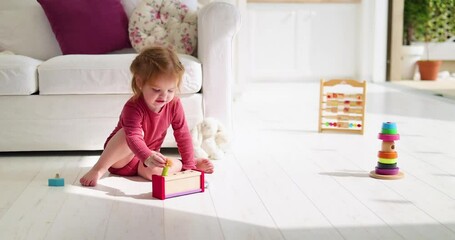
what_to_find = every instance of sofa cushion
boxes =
[0,55,42,95]
[121,0,197,18]
[38,54,202,95]
[128,0,197,55]
[37,0,131,55]
[0,0,198,60]
[0,0,62,60]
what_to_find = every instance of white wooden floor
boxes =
[1,82,455,240]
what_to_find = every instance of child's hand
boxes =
[144,151,166,168]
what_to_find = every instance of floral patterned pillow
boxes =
[129,0,197,55]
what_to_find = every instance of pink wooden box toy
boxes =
[152,170,205,200]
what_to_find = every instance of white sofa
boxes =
[0,0,240,152]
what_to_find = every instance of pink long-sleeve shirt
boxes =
[106,96,196,170]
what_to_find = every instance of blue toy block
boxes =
[48,173,65,187]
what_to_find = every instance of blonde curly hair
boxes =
[130,45,184,99]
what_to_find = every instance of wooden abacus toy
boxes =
[318,79,366,134]
[369,122,404,179]
[152,160,204,200]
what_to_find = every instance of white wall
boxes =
[358,0,388,83]
[414,40,455,61]
[235,0,388,85]
[246,3,359,82]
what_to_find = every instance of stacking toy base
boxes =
[369,170,404,180]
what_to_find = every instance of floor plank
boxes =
[208,154,285,240]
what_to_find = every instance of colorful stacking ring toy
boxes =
[381,142,395,151]
[379,122,400,141]
[378,151,398,159]
[377,162,397,169]
[370,121,404,180]
[382,122,396,130]
[375,167,400,175]
[378,158,397,164]
[378,133,400,141]
[381,128,398,134]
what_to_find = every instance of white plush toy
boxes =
[191,118,229,160]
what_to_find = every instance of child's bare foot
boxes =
[80,168,104,187]
[196,158,214,174]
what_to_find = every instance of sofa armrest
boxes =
[198,2,241,132]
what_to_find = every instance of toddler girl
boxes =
[80,46,213,187]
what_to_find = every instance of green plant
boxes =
[403,0,455,46]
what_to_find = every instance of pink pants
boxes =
[108,156,141,176]
[104,132,143,176]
